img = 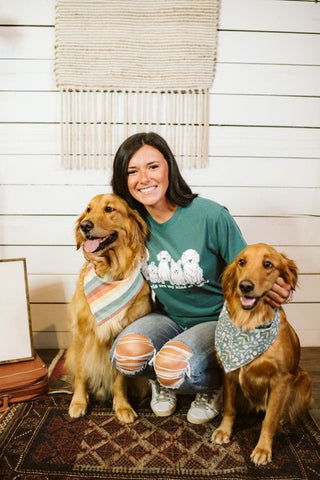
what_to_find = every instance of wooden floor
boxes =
[39,346,320,428]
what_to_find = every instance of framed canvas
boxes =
[0,258,34,364]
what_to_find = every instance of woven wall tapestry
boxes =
[55,0,220,169]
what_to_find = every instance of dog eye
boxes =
[264,261,273,269]
[238,259,246,267]
[86,207,91,213]
[104,206,114,213]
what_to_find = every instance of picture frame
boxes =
[0,258,34,364]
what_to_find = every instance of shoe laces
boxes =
[193,393,217,412]
[155,385,176,405]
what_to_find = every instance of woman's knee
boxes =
[113,333,154,373]
[154,341,193,388]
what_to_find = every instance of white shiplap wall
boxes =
[0,0,319,348]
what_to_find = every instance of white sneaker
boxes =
[187,388,222,424]
[150,380,177,417]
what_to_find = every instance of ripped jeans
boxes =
[110,311,222,393]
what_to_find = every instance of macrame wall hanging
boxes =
[55,0,220,169]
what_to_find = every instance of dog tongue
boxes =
[241,296,256,308]
[84,238,102,253]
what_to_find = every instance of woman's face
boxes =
[127,144,170,211]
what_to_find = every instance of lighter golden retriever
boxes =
[212,243,313,465]
[66,193,153,423]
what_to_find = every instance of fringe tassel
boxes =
[60,89,209,170]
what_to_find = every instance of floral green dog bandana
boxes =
[215,302,280,373]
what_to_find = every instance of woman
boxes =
[110,132,290,424]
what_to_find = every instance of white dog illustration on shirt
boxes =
[157,250,171,282]
[148,261,161,283]
[181,249,204,284]
[170,259,186,285]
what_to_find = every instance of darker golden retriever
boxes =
[66,193,153,423]
[212,243,313,465]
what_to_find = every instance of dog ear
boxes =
[221,259,238,301]
[279,252,298,290]
[74,214,85,250]
[129,208,149,245]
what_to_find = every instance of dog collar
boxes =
[215,302,280,373]
[84,263,144,326]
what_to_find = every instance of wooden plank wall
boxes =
[0,0,319,348]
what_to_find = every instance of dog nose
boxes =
[239,279,255,294]
[80,220,94,234]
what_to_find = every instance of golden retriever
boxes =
[66,193,153,423]
[212,243,313,465]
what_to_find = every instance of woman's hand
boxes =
[267,277,292,308]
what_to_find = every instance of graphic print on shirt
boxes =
[141,248,206,289]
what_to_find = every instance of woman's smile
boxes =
[139,185,157,194]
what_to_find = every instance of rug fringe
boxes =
[48,349,65,379]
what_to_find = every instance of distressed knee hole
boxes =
[154,341,193,388]
[113,333,154,373]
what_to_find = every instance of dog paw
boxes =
[68,401,87,418]
[250,446,272,465]
[211,428,231,445]
[115,406,138,424]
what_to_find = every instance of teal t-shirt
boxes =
[141,197,247,327]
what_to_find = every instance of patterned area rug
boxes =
[0,354,319,480]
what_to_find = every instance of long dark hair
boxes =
[111,132,198,218]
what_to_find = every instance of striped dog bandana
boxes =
[84,263,144,326]
[215,302,280,373]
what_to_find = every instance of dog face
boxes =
[157,250,171,263]
[223,243,298,312]
[181,248,200,266]
[75,193,148,259]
